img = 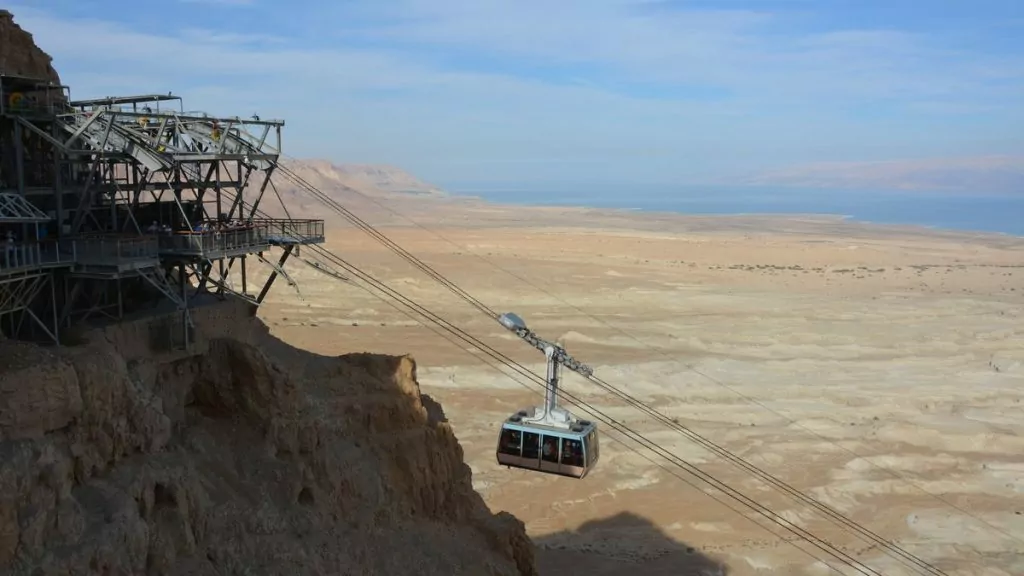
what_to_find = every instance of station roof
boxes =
[69,93,181,107]
[0,73,68,92]
[0,192,52,223]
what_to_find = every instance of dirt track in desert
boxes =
[254,198,1024,576]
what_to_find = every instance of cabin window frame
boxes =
[540,434,560,464]
[522,431,541,460]
[498,427,523,457]
[560,436,585,467]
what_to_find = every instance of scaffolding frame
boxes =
[0,270,59,343]
[0,77,325,347]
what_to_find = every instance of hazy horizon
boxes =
[444,182,1024,236]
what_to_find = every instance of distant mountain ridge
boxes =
[280,159,447,199]
[742,155,1024,195]
[265,159,454,223]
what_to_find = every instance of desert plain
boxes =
[253,193,1024,576]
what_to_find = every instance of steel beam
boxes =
[91,110,285,126]
[256,245,293,304]
[0,273,58,344]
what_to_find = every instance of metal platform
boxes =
[0,241,75,278]
[64,236,160,277]
[158,226,272,260]
[253,219,326,245]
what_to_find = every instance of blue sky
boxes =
[8,0,1024,190]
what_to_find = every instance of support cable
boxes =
[277,156,1013,567]
[227,172,952,575]
[228,189,875,573]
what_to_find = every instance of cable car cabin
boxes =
[496,412,599,479]
[493,311,599,479]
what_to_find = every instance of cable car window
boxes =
[541,435,560,463]
[522,432,540,459]
[561,438,584,467]
[593,431,599,461]
[498,428,522,456]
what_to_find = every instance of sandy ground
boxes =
[248,199,1024,576]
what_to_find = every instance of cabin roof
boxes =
[501,419,596,437]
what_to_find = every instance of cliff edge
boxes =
[0,10,61,82]
[0,299,536,575]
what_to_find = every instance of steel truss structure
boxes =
[0,74,325,347]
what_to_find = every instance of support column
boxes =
[256,245,293,304]
[13,121,25,195]
[50,274,60,345]
[51,121,64,239]
[179,262,189,350]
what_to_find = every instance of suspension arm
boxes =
[498,312,594,377]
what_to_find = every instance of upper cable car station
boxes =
[0,73,325,347]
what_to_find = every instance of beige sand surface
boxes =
[252,200,1024,576]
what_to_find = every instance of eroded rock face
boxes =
[0,10,61,82]
[0,303,537,575]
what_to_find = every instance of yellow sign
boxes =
[7,92,24,109]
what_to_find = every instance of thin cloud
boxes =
[178,0,255,6]
[9,6,428,86]
[177,28,289,46]
[331,0,1024,108]
[5,2,1021,187]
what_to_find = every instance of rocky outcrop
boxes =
[0,10,61,83]
[0,299,536,575]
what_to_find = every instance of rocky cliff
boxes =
[0,10,61,83]
[0,298,536,575]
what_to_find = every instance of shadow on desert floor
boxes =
[534,511,729,576]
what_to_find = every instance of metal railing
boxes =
[249,218,325,244]
[158,224,270,256]
[66,236,160,265]
[0,240,74,274]
[0,89,68,116]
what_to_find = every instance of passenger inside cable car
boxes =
[502,428,522,454]
[542,436,557,460]
[561,438,584,467]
